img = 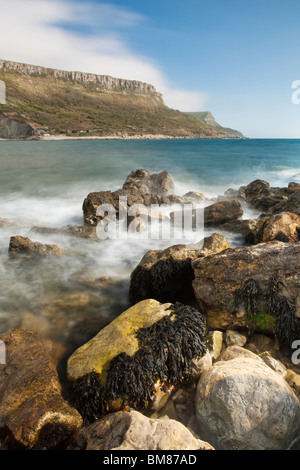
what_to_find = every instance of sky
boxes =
[0,0,300,137]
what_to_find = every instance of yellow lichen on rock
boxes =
[67,299,173,382]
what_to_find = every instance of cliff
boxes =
[0,60,162,98]
[0,59,242,139]
[185,112,245,138]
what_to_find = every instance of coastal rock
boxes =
[286,370,300,395]
[217,345,261,363]
[170,199,243,229]
[183,191,206,203]
[129,233,229,304]
[224,330,247,347]
[70,410,214,450]
[244,333,276,354]
[273,190,300,215]
[0,329,82,449]
[261,353,287,378]
[82,188,146,226]
[207,330,224,360]
[82,170,184,227]
[239,179,300,215]
[195,355,300,450]
[218,218,260,238]
[9,236,65,256]
[192,242,300,340]
[123,169,174,196]
[246,212,300,244]
[204,199,243,225]
[68,300,208,423]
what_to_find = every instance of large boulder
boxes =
[9,236,65,256]
[0,329,82,449]
[129,233,229,304]
[204,199,243,225]
[70,410,214,450]
[195,354,300,450]
[246,212,300,244]
[82,188,146,226]
[123,169,175,196]
[170,200,243,229]
[192,242,300,342]
[83,169,182,226]
[67,300,208,423]
[238,179,300,215]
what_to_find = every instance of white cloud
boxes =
[0,0,208,111]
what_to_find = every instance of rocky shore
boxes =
[1,169,300,450]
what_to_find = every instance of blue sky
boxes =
[1,0,300,137]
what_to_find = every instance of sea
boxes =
[0,138,300,353]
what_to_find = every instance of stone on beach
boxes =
[69,410,214,450]
[0,329,82,449]
[246,212,300,244]
[195,353,300,450]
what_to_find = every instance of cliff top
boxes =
[0,59,159,96]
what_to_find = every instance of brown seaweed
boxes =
[71,302,207,423]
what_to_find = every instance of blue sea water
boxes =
[0,138,299,346]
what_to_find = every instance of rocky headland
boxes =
[0,59,244,140]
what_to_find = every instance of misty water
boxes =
[0,138,300,354]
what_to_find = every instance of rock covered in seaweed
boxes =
[192,241,300,342]
[0,329,82,450]
[129,233,229,304]
[195,353,300,450]
[69,410,214,450]
[67,300,208,423]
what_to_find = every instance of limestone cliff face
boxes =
[0,114,33,139]
[0,59,163,99]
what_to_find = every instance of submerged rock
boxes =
[129,233,229,304]
[195,354,300,450]
[67,300,208,423]
[0,329,82,449]
[9,236,65,256]
[69,410,214,450]
[31,224,97,239]
[192,242,300,341]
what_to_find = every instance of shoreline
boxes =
[0,134,245,142]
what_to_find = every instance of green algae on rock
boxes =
[68,300,208,423]
[192,241,300,335]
